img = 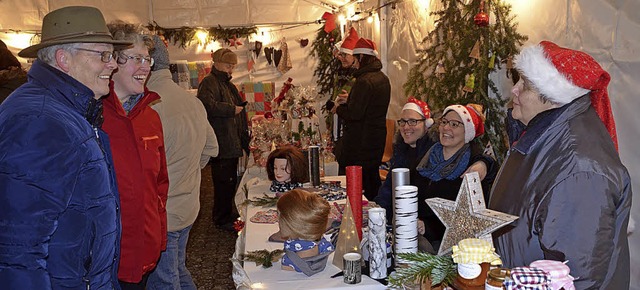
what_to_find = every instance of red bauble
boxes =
[474,12,489,27]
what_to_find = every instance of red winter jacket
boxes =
[102,82,169,283]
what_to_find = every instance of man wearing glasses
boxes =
[197,48,249,231]
[0,6,131,289]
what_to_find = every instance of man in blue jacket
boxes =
[0,6,131,289]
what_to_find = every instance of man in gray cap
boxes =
[197,48,249,231]
[146,35,219,290]
[0,6,131,289]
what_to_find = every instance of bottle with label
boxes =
[485,268,510,290]
[454,262,490,289]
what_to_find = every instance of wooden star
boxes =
[426,172,518,255]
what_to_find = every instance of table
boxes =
[232,170,387,290]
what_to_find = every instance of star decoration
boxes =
[426,172,518,255]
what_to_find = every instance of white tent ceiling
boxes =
[1,1,639,288]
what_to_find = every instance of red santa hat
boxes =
[352,38,378,57]
[515,40,617,149]
[340,27,359,55]
[402,97,434,128]
[443,104,485,144]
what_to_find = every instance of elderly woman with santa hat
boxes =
[489,41,631,289]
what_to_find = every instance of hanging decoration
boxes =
[474,0,490,27]
[146,22,257,48]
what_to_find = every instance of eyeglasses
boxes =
[73,48,117,63]
[397,118,425,127]
[117,52,154,66]
[438,118,464,129]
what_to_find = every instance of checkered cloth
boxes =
[529,260,575,290]
[451,238,502,265]
[503,267,550,290]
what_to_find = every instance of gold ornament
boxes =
[425,172,518,255]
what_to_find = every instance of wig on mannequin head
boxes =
[277,189,330,241]
[266,146,309,183]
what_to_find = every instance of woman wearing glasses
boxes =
[102,22,169,290]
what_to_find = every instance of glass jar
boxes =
[454,262,490,289]
[485,268,510,290]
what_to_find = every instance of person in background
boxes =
[489,41,631,289]
[374,98,492,225]
[0,39,27,103]
[0,6,130,289]
[197,48,249,231]
[103,22,169,290]
[415,103,496,253]
[334,38,391,201]
[145,35,219,290]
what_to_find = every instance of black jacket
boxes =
[335,59,391,168]
[197,68,249,159]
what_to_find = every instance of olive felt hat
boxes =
[19,6,132,58]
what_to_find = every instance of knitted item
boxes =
[150,35,170,71]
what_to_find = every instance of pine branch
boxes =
[243,193,279,207]
[242,249,285,268]
[388,253,457,287]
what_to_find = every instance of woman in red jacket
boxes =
[103,22,169,290]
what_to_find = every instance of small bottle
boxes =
[485,268,510,290]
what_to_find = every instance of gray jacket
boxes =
[489,95,631,289]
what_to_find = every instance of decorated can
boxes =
[485,268,510,290]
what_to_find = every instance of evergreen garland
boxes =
[242,193,279,207]
[388,252,457,287]
[146,22,257,48]
[404,0,527,161]
[308,27,342,96]
[242,249,285,268]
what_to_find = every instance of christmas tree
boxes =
[404,0,527,161]
[309,27,342,97]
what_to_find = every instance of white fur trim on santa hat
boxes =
[443,105,475,144]
[353,47,378,56]
[514,44,589,105]
[340,47,354,54]
[402,103,434,128]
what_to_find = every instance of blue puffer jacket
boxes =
[0,60,121,290]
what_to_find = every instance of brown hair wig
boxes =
[277,189,330,241]
[266,146,309,183]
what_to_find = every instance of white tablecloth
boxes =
[232,171,387,289]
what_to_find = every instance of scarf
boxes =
[417,142,470,181]
[270,180,303,192]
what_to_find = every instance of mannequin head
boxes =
[266,146,309,184]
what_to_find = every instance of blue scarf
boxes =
[417,142,470,181]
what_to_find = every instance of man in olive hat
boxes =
[0,6,131,289]
[197,48,249,231]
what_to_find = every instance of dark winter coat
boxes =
[196,67,249,159]
[0,67,27,103]
[0,60,121,289]
[335,59,391,168]
[102,83,169,283]
[489,95,631,289]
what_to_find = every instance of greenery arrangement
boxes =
[243,193,279,207]
[308,26,342,96]
[388,252,457,287]
[146,22,257,48]
[242,249,285,268]
[404,0,527,161]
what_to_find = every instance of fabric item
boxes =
[0,59,121,289]
[119,273,150,290]
[335,58,390,168]
[514,41,617,149]
[212,48,238,65]
[277,40,292,74]
[361,164,382,202]
[269,180,303,192]
[489,95,631,289]
[503,267,550,290]
[147,69,219,232]
[321,12,337,33]
[19,6,131,57]
[403,97,434,128]
[210,157,240,225]
[352,38,378,56]
[417,142,471,181]
[443,104,485,143]
[147,225,197,290]
[340,27,359,54]
[529,260,575,290]
[103,82,169,283]
[238,81,276,120]
[0,67,27,103]
[451,238,501,265]
[121,93,143,114]
[197,67,250,159]
[150,35,170,71]
[250,209,279,224]
[282,237,334,275]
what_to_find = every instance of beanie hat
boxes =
[212,48,238,65]
[150,35,169,71]
[514,40,617,149]
[402,97,434,128]
[340,27,359,54]
[443,104,485,143]
[352,38,378,56]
